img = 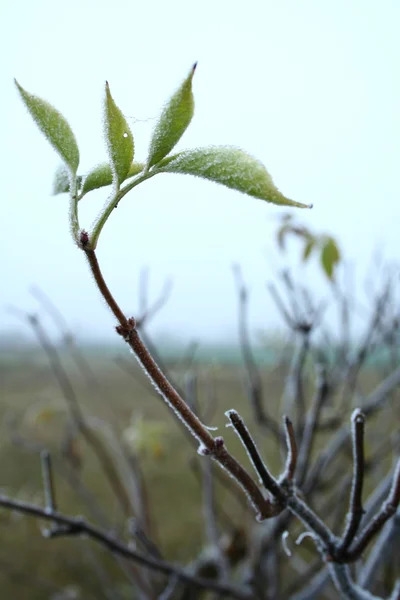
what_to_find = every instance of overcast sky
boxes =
[2,0,400,345]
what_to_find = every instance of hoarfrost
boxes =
[225,409,273,487]
[160,146,310,208]
[197,444,210,456]
[282,530,292,557]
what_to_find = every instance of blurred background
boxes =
[2,0,400,346]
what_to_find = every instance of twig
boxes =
[225,410,285,507]
[233,265,280,440]
[304,365,400,495]
[40,450,56,514]
[341,459,400,562]
[0,494,252,600]
[12,311,133,516]
[296,366,329,485]
[358,510,400,588]
[281,416,297,483]
[84,247,277,521]
[136,267,173,328]
[336,409,366,556]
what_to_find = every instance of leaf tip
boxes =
[14,79,23,95]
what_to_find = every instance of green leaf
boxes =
[81,161,144,196]
[303,237,316,261]
[158,147,310,208]
[15,80,80,175]
[147,63,196,169]
[104,82,134,185]
[321,237,341,280]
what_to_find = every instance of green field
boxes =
[0,343,397,599]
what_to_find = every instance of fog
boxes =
[2,0,400,345]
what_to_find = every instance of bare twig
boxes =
[337,409,366,556]
[225,410,285,508]
[281,416,297,483]
[10,310,134,516]
[233,265,280,440]
[296,366,329,485]
[0,493,251,599]
[342,459,400,562]
[358,509,400,588]
[85,247,277,521]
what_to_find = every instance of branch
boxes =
[342,459,400,562]
[233,264,280,440]
[84,247,276,521]
[336,409,366,557]
[0,494,251,600]
[225,410,286,508]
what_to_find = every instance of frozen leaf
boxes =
[147,63,196,169]
[52,165,82,195]
[81,161,144,195]
[104,82,134,185]
[158,147,310,208]
[15,80,80,175]
[126,162,144,178]
[52,164,70,195]
[82,163,112,195]
[321,236,340,280]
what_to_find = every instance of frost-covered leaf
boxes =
[158,147,310,208]
[81,161,144,196]
[82,163,112,195]
[52,165,82,195]
[104,82,134,185]
[52,164,70,195]
[126,162,145,178]
[15,80,80,174]
[321,236,340,280]
[147,64,196,169]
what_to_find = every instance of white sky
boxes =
[2,0,400,345]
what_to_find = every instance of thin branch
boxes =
[342,459,400,562]
[358,510,400,588]
[13,311,134,516]
[281,416,297,483]
[84,248,276,521]
[304,365,400,495]
[136,268,173,328]
[337,409,366,556]
[40,450,56,514]
[233,265,280,440]
[0,494,251,600]
[296,366,329,485]
[225,410,285,508]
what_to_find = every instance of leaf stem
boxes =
[89,170,158,249]
[68,175,80,244]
